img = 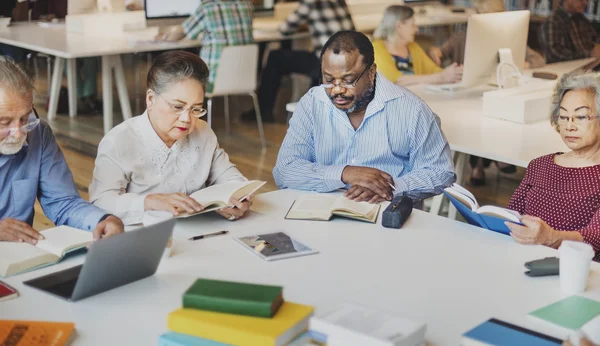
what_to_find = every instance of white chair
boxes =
[206,44,266,149]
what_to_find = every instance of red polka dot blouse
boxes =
[507,153,600,262]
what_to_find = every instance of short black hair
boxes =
[147,50,210,94]
[319,30,375,67]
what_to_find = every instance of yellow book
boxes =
[167,301,314,346]
[0,320,75,346]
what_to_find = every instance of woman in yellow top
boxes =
[373,5,463,86]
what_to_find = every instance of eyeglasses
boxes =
[0,108,40,138]
[157,93,207,118]
[321,63,372,89]
[556,114,599,126]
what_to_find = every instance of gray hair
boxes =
[373,5,414,41]
[0,56,34,95]
[147,50,209,94]
[550,69,600,130]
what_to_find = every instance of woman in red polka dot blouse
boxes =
[506,70,600,262]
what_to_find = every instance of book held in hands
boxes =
[285,194,381,223]
[443,183,522,234]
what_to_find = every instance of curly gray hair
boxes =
[550,69,600,131]
[0,56,34,95]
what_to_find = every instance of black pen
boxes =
[189,230,229,241]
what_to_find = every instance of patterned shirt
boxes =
[182,0,254,87]
[543,7,598,63]
[273,72,456,201]
[280,0,355,56]
[507,153,600,262]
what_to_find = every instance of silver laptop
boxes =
[24,219,175,302]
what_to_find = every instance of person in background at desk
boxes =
[154,0,253,93]
[427,0,545,70]
[505,70,600,262]
[89,51,252,225]
[273,31,455,203]
[372,5,463,86]
[0,57,124,244]
[542,0,600,64]
[241,0,355,123]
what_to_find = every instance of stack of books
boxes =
[159,278,314,346]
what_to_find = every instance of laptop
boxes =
[23,219,175,302]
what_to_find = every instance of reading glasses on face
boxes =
[321,63,372,90]
[157,93,207,118]
[0,108,40,137]
[557,114,599,126]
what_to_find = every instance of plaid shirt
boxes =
[544,7,598,63]
[280,0,355,56]
[183,0,254,86]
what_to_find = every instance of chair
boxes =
[206,44,266,149]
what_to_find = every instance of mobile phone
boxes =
[0,281,19,302]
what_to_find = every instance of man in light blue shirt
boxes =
[0,57,123,245]
[273,31,455,203]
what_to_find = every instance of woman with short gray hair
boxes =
[89,51,251,225]
[506,69,600,262]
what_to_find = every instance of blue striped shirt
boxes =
[273,73,456,200]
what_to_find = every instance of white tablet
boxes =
[233,232,318,261]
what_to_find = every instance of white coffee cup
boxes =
[142,211,174,259]
[559,241,594,294]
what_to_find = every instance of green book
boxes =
[183,278,284,318]
[529,295,600,332]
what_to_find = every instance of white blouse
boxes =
[89,112,246,225]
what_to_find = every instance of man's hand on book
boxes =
[505,215,559,246]
[0,218,44,245]
[344,186,386,204]
[341,166,393,201]
[93,216,124,240]
[216,196,253,221]
[145,193,204,216]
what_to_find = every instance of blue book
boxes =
[443,184,522,235]
[158,333,229,346]
[462,318,562,346]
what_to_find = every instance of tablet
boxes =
[233,232,318,261]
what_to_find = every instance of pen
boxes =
[189,230,229,241]
[389,182,396,191]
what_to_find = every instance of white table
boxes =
[2,189,599,345]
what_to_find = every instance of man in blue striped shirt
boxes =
[273,31,455,203]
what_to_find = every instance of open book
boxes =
[176,180,266,218]
[285,195,381,223]
[0,226,92,277]
[444,183,522,235]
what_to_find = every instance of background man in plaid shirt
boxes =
[242,0,355,123]
[542,0,600,63]
[156,0,254,92]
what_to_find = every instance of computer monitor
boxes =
[145,0,275,27]
[461,10,530,88]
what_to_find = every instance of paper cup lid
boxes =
[559,240,595,259]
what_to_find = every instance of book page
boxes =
[35,226,93,257]
[189,181,258,207]
[0,242,57,277]
[477,206,521,223]
[445,184,478,210]
[285,195,337,220]
[331,197,378,218]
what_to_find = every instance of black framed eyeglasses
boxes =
[321,63,373,89]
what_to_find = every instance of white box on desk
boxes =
[482,84,554,124]
[65,11,146,38]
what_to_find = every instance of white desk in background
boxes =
[1,189,599,345]
[0,21,308,134]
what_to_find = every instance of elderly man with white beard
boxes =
[0,57,123,244]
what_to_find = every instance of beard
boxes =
[330,81,376,114]
[0,135,27,155]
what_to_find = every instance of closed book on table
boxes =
[159,332,229,346]
[528,295,600,335]
[461,318,562,346]
[0,320,75,346]
[183,278,283,318]
[167,301,314,346]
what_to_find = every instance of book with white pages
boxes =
[443,183,522,235]
[285,195,380,223]
[0,226,93,277]
[309,303,426,346]
[176,180,266,218]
